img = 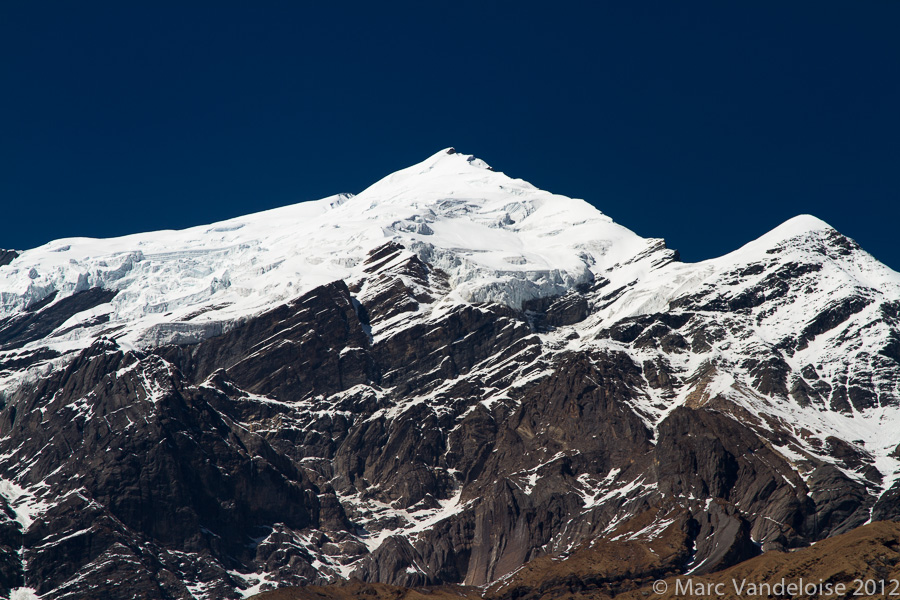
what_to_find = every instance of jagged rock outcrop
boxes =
[0,251,17,268]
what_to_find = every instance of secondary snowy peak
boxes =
[684,212,900,309]
[597,211,899,322]
[715,214,844,266]
[751,213,832,243]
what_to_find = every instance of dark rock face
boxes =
[654,407,820,553]
[688,500,758,575]
[0,231,898,598]
[872,479,900,521]
[523,293,590,330]
[0,250,17,268]
[161,280,375,403]
[1,337,325,599]
[0,496,23,591]
[795,295,872,351]
[0,288,117,350]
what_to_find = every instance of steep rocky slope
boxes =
[0,149,898,598]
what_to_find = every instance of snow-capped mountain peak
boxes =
[0,150,671,353]
[2,150,900,599]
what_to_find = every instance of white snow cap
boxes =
[0,148,661,344]
[0,148,876,354]
[736,214,833,251]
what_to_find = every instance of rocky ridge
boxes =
[0,150,898,598]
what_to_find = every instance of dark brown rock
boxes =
[0,250,17,268]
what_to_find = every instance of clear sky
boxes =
[2,2,899,269]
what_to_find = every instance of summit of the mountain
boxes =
[758,212,833,239]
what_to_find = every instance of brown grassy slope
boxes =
[248,582,482,600]
[249,583,482,600]
[618,520,900,600]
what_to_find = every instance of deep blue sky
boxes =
[2,2,899,268]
